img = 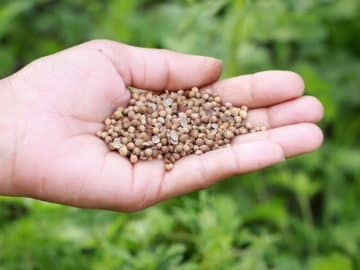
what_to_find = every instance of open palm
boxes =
[2,40,323,211]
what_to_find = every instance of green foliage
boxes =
[309,253,353,270]
[0,0,359,269]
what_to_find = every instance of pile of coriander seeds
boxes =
[96,87,265,171]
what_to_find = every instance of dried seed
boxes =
[240,110,248,119]
[179,113,188,127]
[196,138,204,146]
[168,130,179,145]
[105,136,112,143]
[239,127,248,134]
[152,149,159,158]
[163,98,173,107]
[224,130,234,139]
[179,134,189,143]
[111,138,122,149]
[175,144,183,152]
[96,131,102,138]
[152,135,160,144]
[135,138,143,146]
[190,129,199,137]
[133,147,141,155]
[183,144,191,152]
[141,133,151,141]
[191,113,199,119]
[130,154,138,164]
[144,148,153,157]
[165,163,173,171]
[139,125,146,132]
[113,110,123,120]
[119,145,128,157]
[159,110,167,117]
[104,118,112,125]
[127,142,135,150]
[158,117,165,123]
[97,87,261,168]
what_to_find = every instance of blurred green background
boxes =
[0,0,359,269]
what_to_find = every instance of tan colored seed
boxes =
[144,148,152,157]
[190,130,199,137]
[240,110,248,119]
[165,163,173,171]
[196,138,204,146]
[141,133,151,141]
[235,116,242,123]
[175,144,183,152]
[130,155,138,164]
[98,87,261,167]
[100,132,108,139]
[159,110,166,117]
[205,139,214,146]
[96,131,102,138]
[191,113,199,119]
[104,118,112,125]
[138,125,145,132]
[113,109,123,119]
[183,144,191,152]
[127,142,135,150]
[119,145,128,157]
[224,130,234,139]
[179,134,188,143]
[135,138,143,146]
[239,127,247,134]
[133,147,141,155]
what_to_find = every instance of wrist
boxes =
[0,78,17,195]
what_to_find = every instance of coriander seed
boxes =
[96,87,263,171]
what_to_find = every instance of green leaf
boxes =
[309,253,353,270]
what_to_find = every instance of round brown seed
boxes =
[165,163,173,171]
[130,155,138,164]
[97,87,262,168]
[119,145,128,157]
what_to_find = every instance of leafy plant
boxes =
[0,0,359,269]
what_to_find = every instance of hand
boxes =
[0,40,323,211]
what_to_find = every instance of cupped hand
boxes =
[0,40,323,211]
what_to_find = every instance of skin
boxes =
[0,40,324,212]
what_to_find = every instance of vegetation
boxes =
[0,0,359,269]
